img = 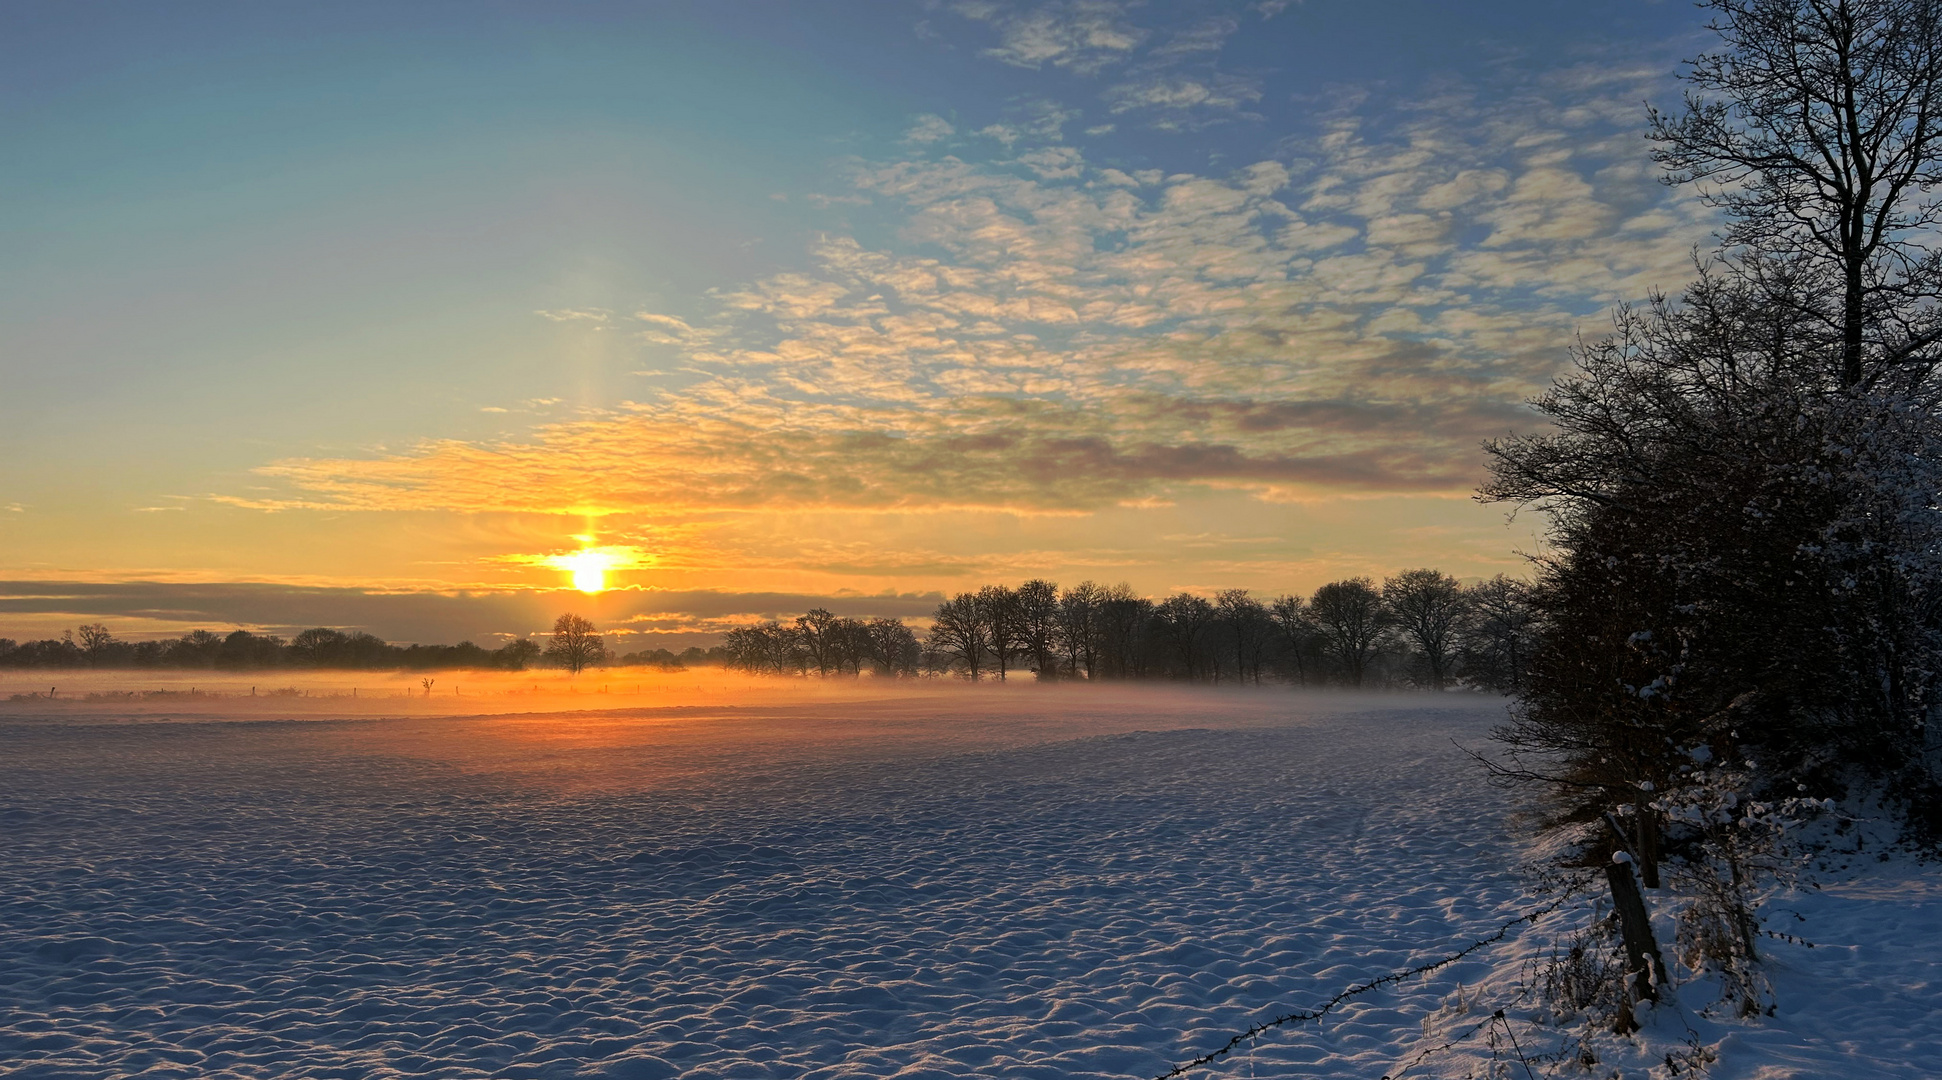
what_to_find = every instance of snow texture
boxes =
[0,687,1934,1079]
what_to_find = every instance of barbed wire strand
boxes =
[1149,894,1573,1080]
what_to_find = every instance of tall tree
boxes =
[1384,569,1467,690]
[865,618,922,677]
[1650,0,1942,389]
[796,608,841,676]
[1268,595,1317,686]
[1095,583,1154,679]
[927,593,992,680]
[976,585,1023,681]
[76,624,115,665]
[1014,579,1062,680]
[1155,593,1217,681]
[544,613,606,675]
[1057,581,1104,679]
[1215,590,1272,684]
[1457,576,1537,692]
[1309,578,1388,688]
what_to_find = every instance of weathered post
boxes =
[1604,852,1667,1032]
[1605,810,1660,889]
[1635,810,1661,889]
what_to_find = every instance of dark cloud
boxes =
[0,582,943,647]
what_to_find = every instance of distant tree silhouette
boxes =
[1155,593,1217,681]
[1215,589,1271,684]
[1383,569,1467,690]
[795,609,841,676]
[828,616,873,675]
[290,627,349,666]
[975,585,1023,680]
[724,620,797,673]
[865,618,922,677]
[544,613,605,674]
[1015,579,1062,680]
[1457,575,1536,692]
[1095,583,1153,679]
[1056,581,1104,679]
[1267,594,1318,685]
[76,624,115,665]
[928,593,992,679]
[1310,578,1388,687]
[498,638,542,671]
[2,568,1547,689]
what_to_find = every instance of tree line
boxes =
[723,571,1537,690]
[0,622,726,673]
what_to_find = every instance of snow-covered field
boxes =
[1,684,1935,1079]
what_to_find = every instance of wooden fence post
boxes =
[1604,853,1668,1032]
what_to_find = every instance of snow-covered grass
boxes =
[1,683,1934,1078]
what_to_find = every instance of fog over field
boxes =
[4,683,1934,1079]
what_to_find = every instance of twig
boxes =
[1493,1008,1539,1080]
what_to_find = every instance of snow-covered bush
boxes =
[1647,751,1834,1015]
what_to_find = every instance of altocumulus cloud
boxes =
[244,63,1710,521]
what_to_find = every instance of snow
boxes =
[1,682,1935,1079]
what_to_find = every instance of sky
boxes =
[0,0,1720,646]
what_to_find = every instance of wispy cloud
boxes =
[902,113,956,145]
[947,3,1263,130]
[956,0,1147,74]
[534,308,612,323]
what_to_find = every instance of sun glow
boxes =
[564,550,612,594]
[513,541,650,594]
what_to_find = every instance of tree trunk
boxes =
[1844,255,1865,387]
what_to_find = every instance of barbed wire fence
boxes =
[1149,892,1578,1080]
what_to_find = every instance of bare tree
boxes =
[724,620,805,674]
[927,593,991,680]
[1650,0,1942,389]
[1097,583,1156,679]
[865,618,922,677]
[1057,581,1104,679]
[976,585,1023,681]
[1268,594,1318,686]
[76,624,115,666]
[1309,578,1389,688]
[1214,590,1272,684]
[544,613,606,675]
[1458,575,1537,691]
[795,608,840,676]
[1015,579,1062,680]
[1155,593,1217,681]
[1384,569,1467,690]
[828,617,872,675]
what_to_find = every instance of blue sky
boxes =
[0,1,1716,644]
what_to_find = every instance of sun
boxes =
[562,549,613,594]
[522,540,648,593]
